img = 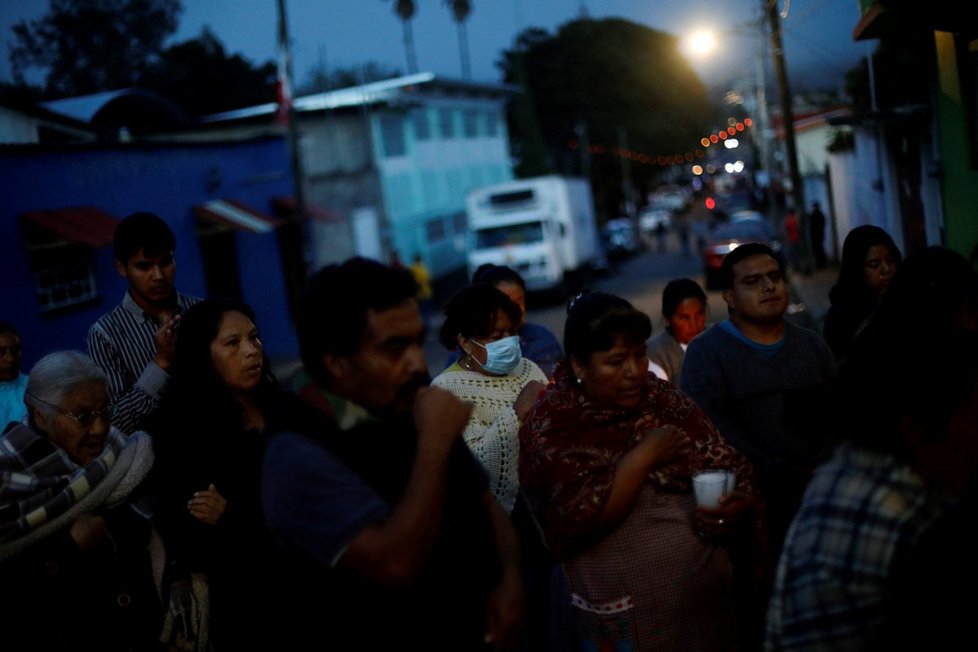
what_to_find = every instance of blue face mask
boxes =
[470,335,522,375]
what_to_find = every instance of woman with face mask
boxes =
[431,282,551,651]
[432,283,547,515]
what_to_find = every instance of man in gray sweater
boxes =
[681,243,837,576]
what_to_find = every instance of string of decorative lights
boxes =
[566,117,754,167]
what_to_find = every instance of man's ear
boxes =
[456,333,469,353]
[721,288,735,309]
[114,258,128,279]
[322,353,350,383]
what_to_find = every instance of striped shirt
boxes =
[87,290,200,435]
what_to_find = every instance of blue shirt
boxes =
[0,374,28,431]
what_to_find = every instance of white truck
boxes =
[465,175,607,293]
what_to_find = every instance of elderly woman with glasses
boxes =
[0,350,162,651]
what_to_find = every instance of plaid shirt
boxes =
[87,290,199,435]
[764,443,950,650]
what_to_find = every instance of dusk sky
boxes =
[1,0,871,95]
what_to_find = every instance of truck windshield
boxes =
[475,222,544,248]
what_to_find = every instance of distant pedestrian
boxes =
[0,322,27,429]
[655,220,668,254]
[783,210,801,269]
[410,253,434,327]
[676,220,691,257]
[808,202,827,269]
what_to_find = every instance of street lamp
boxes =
[680,20,774,219]
[681,2,810,270]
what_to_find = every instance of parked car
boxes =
[730,209,766,223]
[650,184,691,213]
[701,218,784,290]
[602,217,640,260]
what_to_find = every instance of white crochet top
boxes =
[431,357,548,513]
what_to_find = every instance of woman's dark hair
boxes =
[472,264,526,290]
[438,283,522,350]
[170,297,279,420]
[661,278,706,317]
[828,225,902,308]
[564,290,652,363]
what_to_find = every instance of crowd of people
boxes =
[2,210,976,651]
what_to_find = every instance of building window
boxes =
[452,212,467,234]
[486,109,499,136]
[439,108,455,139]
[463,109,479,138]
[29,244,99,315]
[380,114,406,157]
[426,217,447,242]
[411,108,431,141]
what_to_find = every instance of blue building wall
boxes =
[1,136,300,370]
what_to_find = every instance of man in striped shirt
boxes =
[87,212,200,434]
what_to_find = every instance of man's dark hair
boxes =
[0,321,19,338]
[472,264,526,291]
[113,212,176,264]
[437,283,522,350]
[661,278,706,317]
[298,257,419,386]
[719,242,782,290]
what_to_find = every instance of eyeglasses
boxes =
[25,392,114,428]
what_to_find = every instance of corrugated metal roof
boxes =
[199,72,518,123]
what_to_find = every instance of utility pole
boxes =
[277,0,305,225]
[276,0,309,317]
[752,30,775,221]
[764,0,809,271]
[617,125,637,226]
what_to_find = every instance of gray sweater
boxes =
[680,320,838,478]
[647,329,686,385]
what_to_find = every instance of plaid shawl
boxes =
[0,422,154,561]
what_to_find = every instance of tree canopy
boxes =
[10,0,182,96]
[141,28,277,117]
[498,18,720,213]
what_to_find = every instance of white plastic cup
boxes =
[723,470,736,493]
[693,470,730,508]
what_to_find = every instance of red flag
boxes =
[276,45,291,126]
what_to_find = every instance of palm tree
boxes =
[445,0,472,79]
[388,0,418,74]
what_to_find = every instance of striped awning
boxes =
[20,206,120,247]
[193,199,283,234]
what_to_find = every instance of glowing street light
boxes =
[682,29,719,59]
